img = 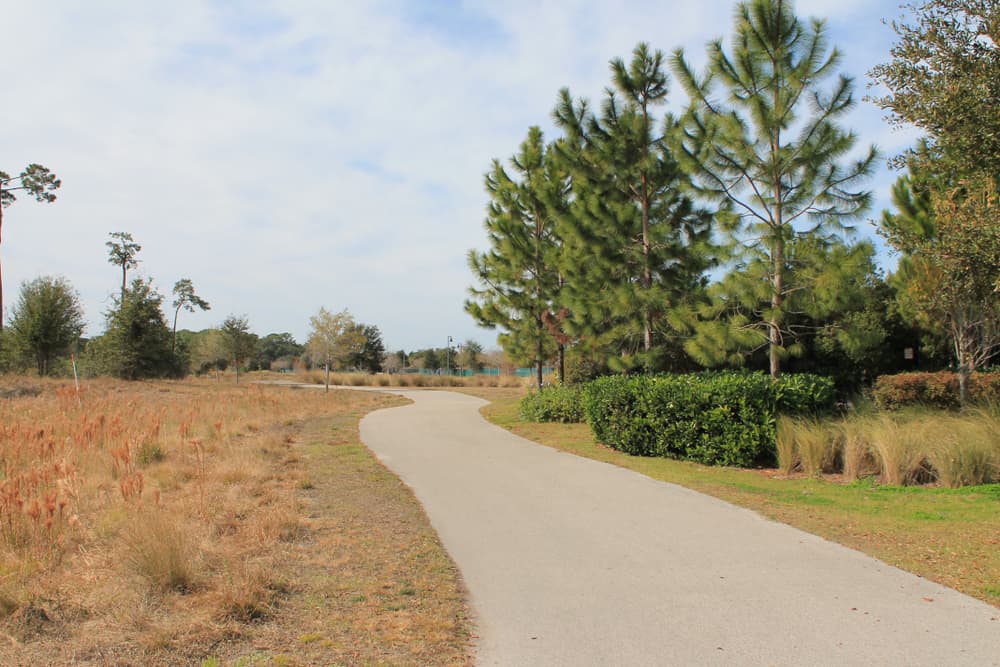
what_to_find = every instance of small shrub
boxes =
[873,371,1000,410]
[520,385,585,423]
[873,372,959,410]
[136,441,165,466]
[774,374,837,416]
[582,371,833,466]
[375,375,390,387]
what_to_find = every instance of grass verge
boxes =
[0,378,470,666]
[482,392,1000,608]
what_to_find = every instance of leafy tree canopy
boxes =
[869,0,1000,178]
[8,275,84,375]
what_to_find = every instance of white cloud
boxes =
[2,0,912,350]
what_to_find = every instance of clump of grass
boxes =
[215,563,287,623]
[838,417,877,481]
[248,504,303,544]
[868,414,930,486]
[136,441,165,466]
[123,510,197,593]
[798,419,837,477]
[924,412,998,487]
[776,417,798,475]
[776,417,838,477]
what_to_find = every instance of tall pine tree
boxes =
[554,43,714,373]
[466,126,569,387]
[670,0,877,377]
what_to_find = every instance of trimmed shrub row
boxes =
[519,385,585,423]
[873,371,1000,410]
[581,371,835,467]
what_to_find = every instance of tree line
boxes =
[466,0,999,395]
[0,227,389,380]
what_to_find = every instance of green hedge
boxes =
[872,371,1000,410]
[519,385,586,423]
[581,371,835,467]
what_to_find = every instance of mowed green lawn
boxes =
[481,394,1000,608]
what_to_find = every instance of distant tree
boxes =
[346,324,385,373]
[306,307,365,390]
[0,327,19,373]
[171,279,210,353]
[466,126,569,387]
[189,329,229,379]
[458,339,484,373]
[869,0,1000,179]
[106,232,142,302]
[479,348,510,374]
[254,332,303,371]
[411,348,441,371]
[220,315,257,384]
[671,0,877,377]
[102,278,177,380]
[385,349,409,372]
[0,164,61,329]
[8,276,84,375]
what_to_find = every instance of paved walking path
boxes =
[359,389,999,666]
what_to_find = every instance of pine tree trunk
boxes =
[770,231,785,379]
[534,202,545,388]
[558,343,565,385]
[536,314,544,388]
[172,308,180,353]
[641,177,653,360]
[769,33,785,380]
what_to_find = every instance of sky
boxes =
[3,0,921,352]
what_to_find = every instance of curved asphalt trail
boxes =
[359,389,999,666]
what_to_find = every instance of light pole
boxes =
[446,336,453,376]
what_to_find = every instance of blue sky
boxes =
[3,1,919,352]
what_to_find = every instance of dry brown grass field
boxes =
[0,376,470,666]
